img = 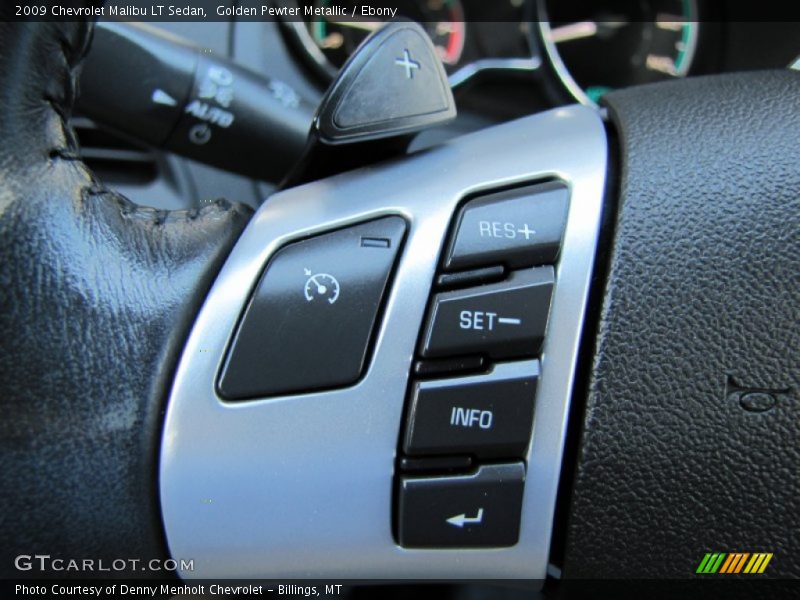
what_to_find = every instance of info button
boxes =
[403,360,540,459]
[444,182,569,271]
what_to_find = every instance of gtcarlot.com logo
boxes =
[14,554,194,573]
[696,552,773,575]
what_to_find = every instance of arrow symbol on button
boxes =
[446,508,484,528]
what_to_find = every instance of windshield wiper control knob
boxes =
[77,22,314,183]
[283,19,457,187]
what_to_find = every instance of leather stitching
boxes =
[83,186,240,224]
[48,20,245,224]
[0,20,252,576]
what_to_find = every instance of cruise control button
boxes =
[218,217,406,399]
[444,182,568,271]
[420,267,554,360]
[404,360,539,459]
[397,463,525,548]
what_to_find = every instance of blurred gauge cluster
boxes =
[281,0,800,112]
[283,0,536,88]
[537,0,700,105]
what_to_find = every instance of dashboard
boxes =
[81,2,799,216]
[282,0,800,111]
[288,0,705,100]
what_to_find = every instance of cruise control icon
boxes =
[303,269,340,304]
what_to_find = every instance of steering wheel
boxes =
[2,18,798,586]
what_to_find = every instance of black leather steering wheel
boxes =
[0,20,251,576]
[1,17,799,585]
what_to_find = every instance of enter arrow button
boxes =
[397,462,524,548]
[446,508,484,528]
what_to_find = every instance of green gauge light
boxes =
[586,86,613,103]
[541,0,700,105]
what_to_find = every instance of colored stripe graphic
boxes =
[699,552,773,575]
[719,553,750,573]
[719,554,736,574]
[733,553,750,573]
[744,553,764,573]
[759,553,774,573]
[696,553,713,573]
[697,553,727,574]
[711,553,726,573]
[744,553,773,574]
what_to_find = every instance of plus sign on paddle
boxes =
[394,48,421,79]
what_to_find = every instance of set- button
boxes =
[420,267,554,360]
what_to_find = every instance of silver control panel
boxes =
[160,104,607,581]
